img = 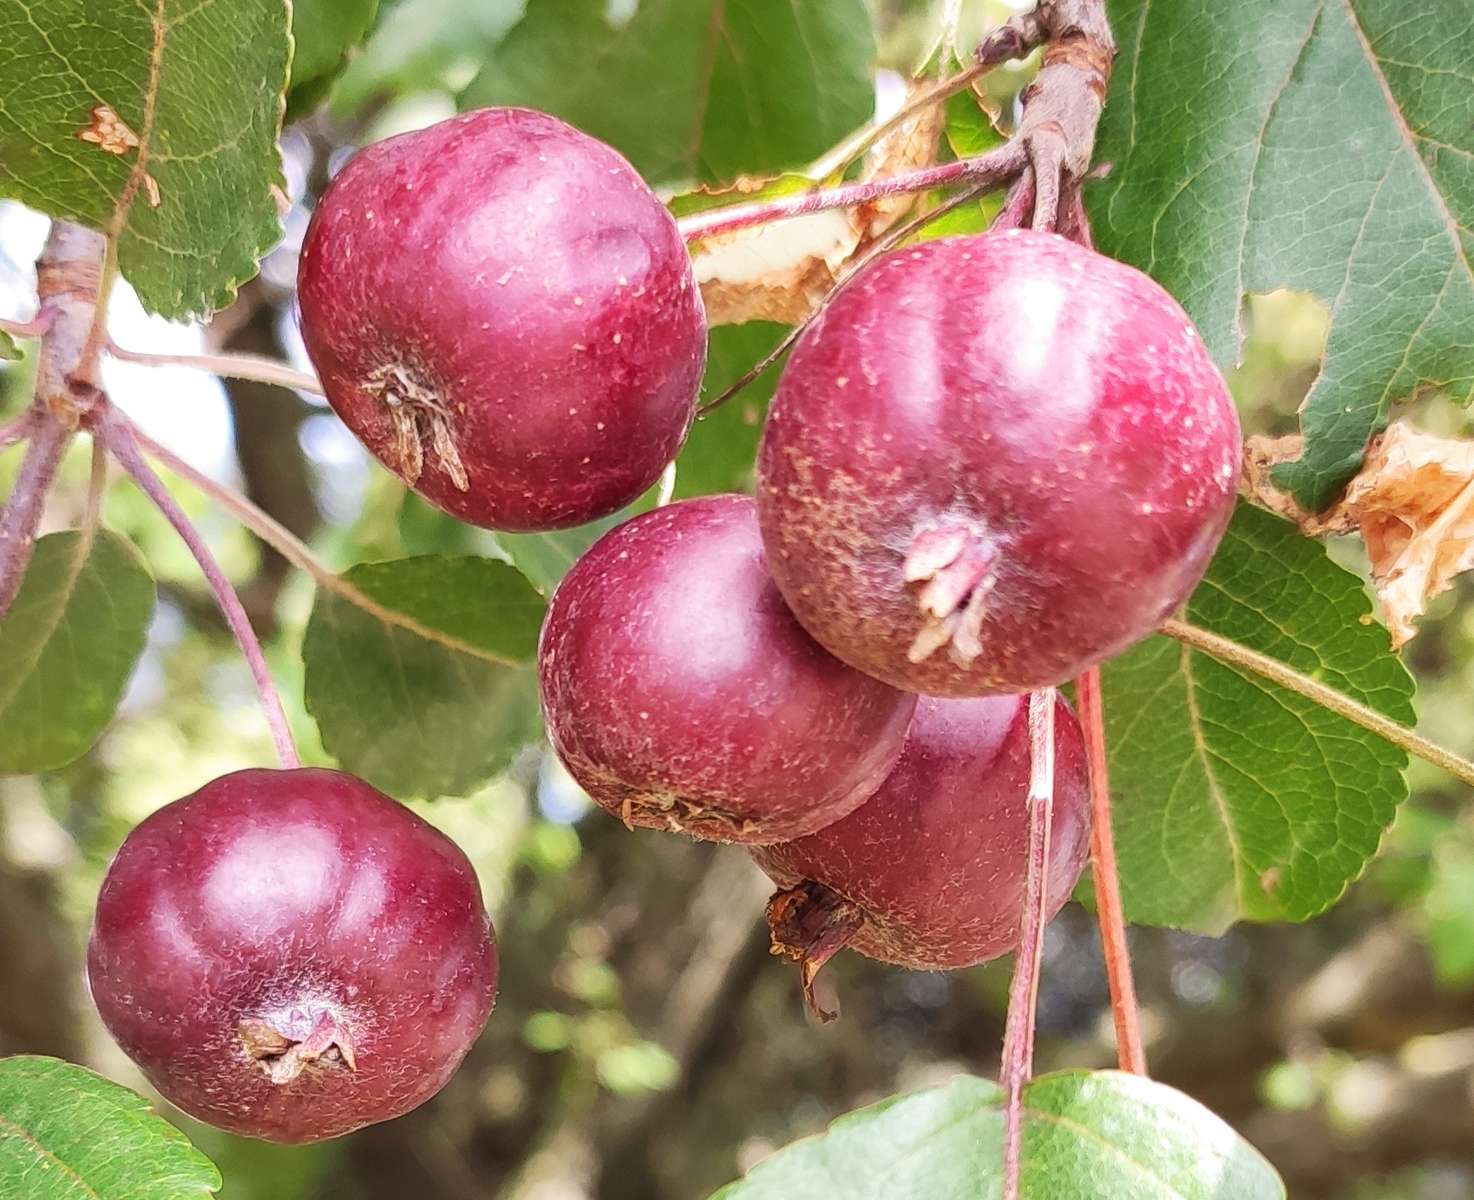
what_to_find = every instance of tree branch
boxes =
[1161,618,1474,789]
[0,222,107,621]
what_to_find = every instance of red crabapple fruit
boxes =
[750,692,1090,1018]
[298,107,707,532]
[756,228,1240,695]
[538,494,918,843]
[87,768,497,1143]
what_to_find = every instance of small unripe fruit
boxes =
[750,693,1090,1017]
[757,228,1240,695]
[87,769,497,1143]
[538,495,918,843]
[298,107,707,532]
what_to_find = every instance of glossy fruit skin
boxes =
[298,107,707,532]
[538,495,919,843]
[756,228,1241,695]
[87,769,497,1143]
[750,693,1091,972]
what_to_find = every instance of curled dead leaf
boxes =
[1245,424,1474,648]
[688,80,947,328]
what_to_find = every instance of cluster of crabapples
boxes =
[85,108,1241,1144]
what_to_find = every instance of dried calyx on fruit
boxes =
[298,106,707,532]
[749,693,1091,1020]
[537,494,919,844]
[87,768,498,1143]
[757,228,1241,696]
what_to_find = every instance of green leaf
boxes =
[0,0,290,318]
[676,322,789,500]
[494,509,639,598]
[462,0,876,185]
[0,1056,220,1200]
[711,1070,1283,1199]
[0,330,18,362]
[287,0,381,120]
[302,556,545,798]
[1091,0,1474,510]
[0,530,155,773]
[333,0,526,114]
[291,0,380,90]
[1103,503,1416,933]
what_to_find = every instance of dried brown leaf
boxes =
[691,81,946,328]
[1246,424,1474,647]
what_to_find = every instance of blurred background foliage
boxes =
[3,1,1474,1198]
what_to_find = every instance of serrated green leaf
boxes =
[1104,503,1416,933]
[0,1056,220,1200]
[1091,0,1474,511]
[0,530,155,773]
[287,0,381,121]
[0,0,290,318]
[676,322,789,500]
[462,0,876,185]
[711,1070,1283,1199]
[302,556,545,798]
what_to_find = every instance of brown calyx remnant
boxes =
[240,1012,358,1085]
[766,882,867,1023]
[903,522,999,665]
[364,362,469,492]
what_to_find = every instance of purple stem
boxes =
[0,412,71,619]
[0,407,37,450]
[676,142,1027,243]
[1000,688,1056,1200]
[99,409,301,770]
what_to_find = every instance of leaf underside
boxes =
[302,556,546,799]
[0,530,155,774]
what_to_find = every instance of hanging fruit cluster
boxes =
[86,105,1240,1144]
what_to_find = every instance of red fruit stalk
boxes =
[87,769,497,1143]
[757,228,1241,696]
[538,495,918,844]
[750,692,1091,1019]
[298,107,707,532]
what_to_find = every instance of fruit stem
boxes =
[106,340,325,396]
[1160,618,1474,790]
[1075,666,1147,1075]
[0,412,71,620]
[0,309,57,340]
[1000,687,1056,1200]
[120,414,522,668]
[0,408,37,449]
[676,141,1027,243]
[98,408,302,770]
